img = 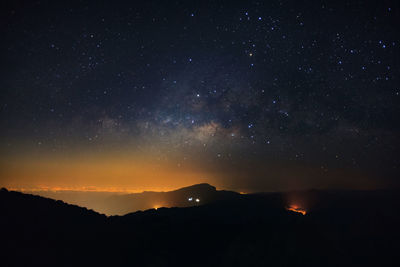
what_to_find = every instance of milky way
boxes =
[1,1,399,192]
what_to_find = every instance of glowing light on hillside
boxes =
[287,205,306,215]
[195,198,200,202]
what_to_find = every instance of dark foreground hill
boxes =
[1,187,400,267]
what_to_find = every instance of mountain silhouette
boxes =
[30,183,240,215]
[1,186,400,267]
[105,183,240,215]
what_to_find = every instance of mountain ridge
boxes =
[19,183,239,215]
[2,186,400,267]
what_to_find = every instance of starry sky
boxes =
[1,0,399,193]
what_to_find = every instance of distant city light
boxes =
[188,197,193,201]
[195,198,200,202]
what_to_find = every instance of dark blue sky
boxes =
[1,0,399,191]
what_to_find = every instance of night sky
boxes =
[1,0,399,193]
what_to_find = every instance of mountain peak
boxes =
[174,183,216,192]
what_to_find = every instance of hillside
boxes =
[1,187,400,267]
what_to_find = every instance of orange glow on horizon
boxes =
[287,205,306,215]
[0,151,220,193]
[153,205,162,210]
[8,186,188,194]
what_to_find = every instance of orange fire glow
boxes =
[287,205,306,215]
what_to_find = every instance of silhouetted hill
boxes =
[105,183,240,215]
[0,188,107,267]
[2,187,400,267]
[29,183,240,215]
